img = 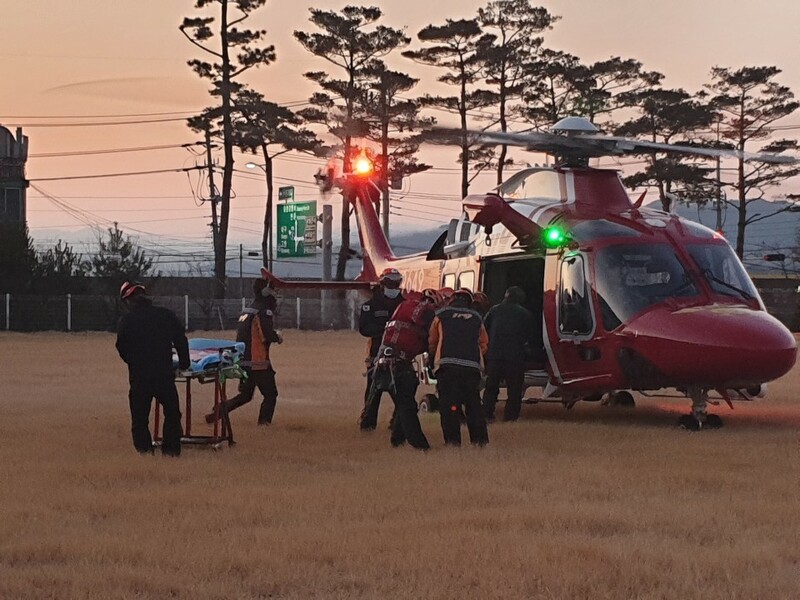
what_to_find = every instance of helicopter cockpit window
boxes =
[594,244,698,329]
[687,243,758,303]
[558,254,593,337]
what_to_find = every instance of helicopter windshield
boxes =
[594,244,699,330]
[687,243,759,304]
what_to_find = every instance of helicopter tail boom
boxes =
[348,180,397,281]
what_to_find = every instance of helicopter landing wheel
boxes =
[418,393,439,413]
[603,391,635,407]
[615,391,636,407]
[678,413,724,430]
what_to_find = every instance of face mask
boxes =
[384,288,401,299]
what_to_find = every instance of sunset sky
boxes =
[2,0,799,272]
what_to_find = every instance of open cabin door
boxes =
[481,255,546,359]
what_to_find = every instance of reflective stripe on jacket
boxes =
[428,306,488,372]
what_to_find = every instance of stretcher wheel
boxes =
[418,393,439,413]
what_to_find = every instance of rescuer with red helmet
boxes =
[357,267,405,430]
[471,291,491,317]
[368,288,440,450]
[115,281,190,456]
[428,288,490,446]
[205,278,283,425]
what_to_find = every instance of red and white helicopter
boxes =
[264,116,798,429]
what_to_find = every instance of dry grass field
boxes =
[1,330,798,599]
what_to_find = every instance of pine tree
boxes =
[181,0,275,297]
[616,88,716,211]
[295,6,408,280]
[707,66,800,257]
[33,240,88,295]
[360,61,433,237]
[403,19,497,199]
[231,88,320,270]
[478,1,558,184]
[88,223,155,293]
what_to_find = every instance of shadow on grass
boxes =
[508,398,800,431]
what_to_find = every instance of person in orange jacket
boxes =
[428,289,489,446]
[206,279,282,425]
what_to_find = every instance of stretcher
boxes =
[155,339,245,449]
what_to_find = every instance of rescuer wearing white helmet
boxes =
[357,267,405,430]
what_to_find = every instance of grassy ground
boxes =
[1,330,798,599]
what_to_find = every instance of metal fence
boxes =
[3,282,798,333]
[1,291,363,332]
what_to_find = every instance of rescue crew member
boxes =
[481,286,536,422]
[206,278,282,425]
[428,288,489,446]
[116,281,190,456]
[358,267,404,430]
[371,289,440,450]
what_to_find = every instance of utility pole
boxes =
[320,203,334,327]
[239,243,243,297]
[205,128,219,241]
[321,204,333,281]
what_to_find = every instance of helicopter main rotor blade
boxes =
[429,128,611,158]
[430,127,797,165]
[584,135,798,165]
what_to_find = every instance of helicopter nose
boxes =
[621,306,797,387]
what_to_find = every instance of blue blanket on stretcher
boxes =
[172,338,245,373]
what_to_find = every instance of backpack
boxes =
[381,293,435,360]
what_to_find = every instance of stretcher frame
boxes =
[154,356,239,450]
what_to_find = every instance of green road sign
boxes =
[277,201,317,258]
[278,186,295,201]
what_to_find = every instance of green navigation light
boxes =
[542,226,568,248]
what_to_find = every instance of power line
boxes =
[29,142,203,158]
[3,117,187,127]
[30,166,203,182]
[0,110,197,119]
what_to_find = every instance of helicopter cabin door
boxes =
[481,255,546,360]
[546,251,615,391]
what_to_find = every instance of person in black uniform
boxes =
[376,289,440,450]
[116,281,190,456]
[357,267,405,430]
[205,278,283,425]
[481,286,536,422]
[428,289,490,446]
